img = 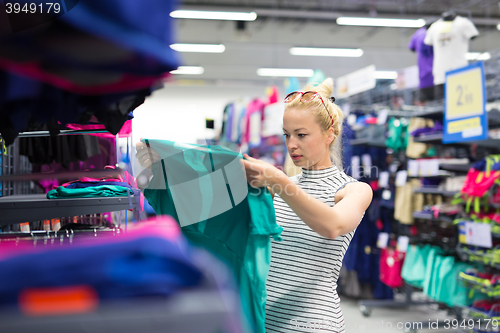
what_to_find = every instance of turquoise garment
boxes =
[142,139,282,333]
[385,117,408,152]
[401,244,431,288]
[422,246,444,295]
[46,185,133,199]
[433,255,454,302]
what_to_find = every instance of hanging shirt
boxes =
[266,166,358,333]
[242,99,265,147]
[142,139,282,333]
[424,16,479,85]
[408,27,434,89]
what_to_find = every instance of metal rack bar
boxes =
[413,133,500,149]
[0,129,111,139]
[0,168,123,182]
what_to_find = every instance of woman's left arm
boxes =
[242,155,372,239]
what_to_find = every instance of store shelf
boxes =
[408,170,452,178]
[414,187,459,197]
[349,139,387,148]
[0,194,135,225]
[386,106,444,119]
[439,164,472,173]
[413,134,500,149]
[413,211,434,220]
[0,290,229,333]
[412,133,446,143]
[412,211,454,224]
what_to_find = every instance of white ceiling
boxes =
[171,0,500,86]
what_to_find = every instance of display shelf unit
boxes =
[0,290,229,333]
[414,187,459,197]
[0,194,135,226]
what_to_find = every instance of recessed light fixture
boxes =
[170,10,257,21]
[374,71,398,80]
[290,47,364,57]
[170,66,205,75]
[256,68,314,77]
[336,17,425,28]
[466,52,491,61]
[170,44,226,53]
[497,23,500,31]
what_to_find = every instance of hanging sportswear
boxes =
[424,16,478,85]
[408,27,434,89]
[265,166,358,333]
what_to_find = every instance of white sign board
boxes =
[336,65,376,99]
[262,103,285,137]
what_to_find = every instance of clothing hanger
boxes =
[441,10,457,22]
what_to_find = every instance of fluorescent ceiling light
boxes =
[257,68,314,77]
[337,17,425,28]
[497,23,500,31]
[170,43,225,53]
[170,66,205,75]
[170,10,257,21]
[290,47,364,57]
[466,52,491,61]
[374,71,398,80]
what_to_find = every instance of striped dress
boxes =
[265,166,358,333]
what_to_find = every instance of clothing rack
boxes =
[0,194,136,226]
[345,51,500,332]
[3,129,112,139]
[0,168,124,182]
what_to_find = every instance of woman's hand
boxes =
[241,153,286,188]
[135,140,161,169]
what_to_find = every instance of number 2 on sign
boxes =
[456,85,472,106]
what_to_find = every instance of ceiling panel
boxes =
[171,0,500,85]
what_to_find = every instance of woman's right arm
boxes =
[135,140,161,169]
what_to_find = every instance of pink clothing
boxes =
[0,216,180,261]
[61,166,144,211]
[242,99,265,145]
[65,120,132,138]
[379,247,405,288]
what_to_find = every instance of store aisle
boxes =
[341,296,453,333]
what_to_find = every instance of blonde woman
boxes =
[242,78,372,332]
[136,78,372,333]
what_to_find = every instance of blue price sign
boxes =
[443,62,488,143]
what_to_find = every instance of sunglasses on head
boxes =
[284,91,335,127]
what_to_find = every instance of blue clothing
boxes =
[0,234,203,307]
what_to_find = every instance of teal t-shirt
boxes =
[142,139,282,333]
[402,244,431,288]
[423,246,444,295]
[47,185,133,199]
